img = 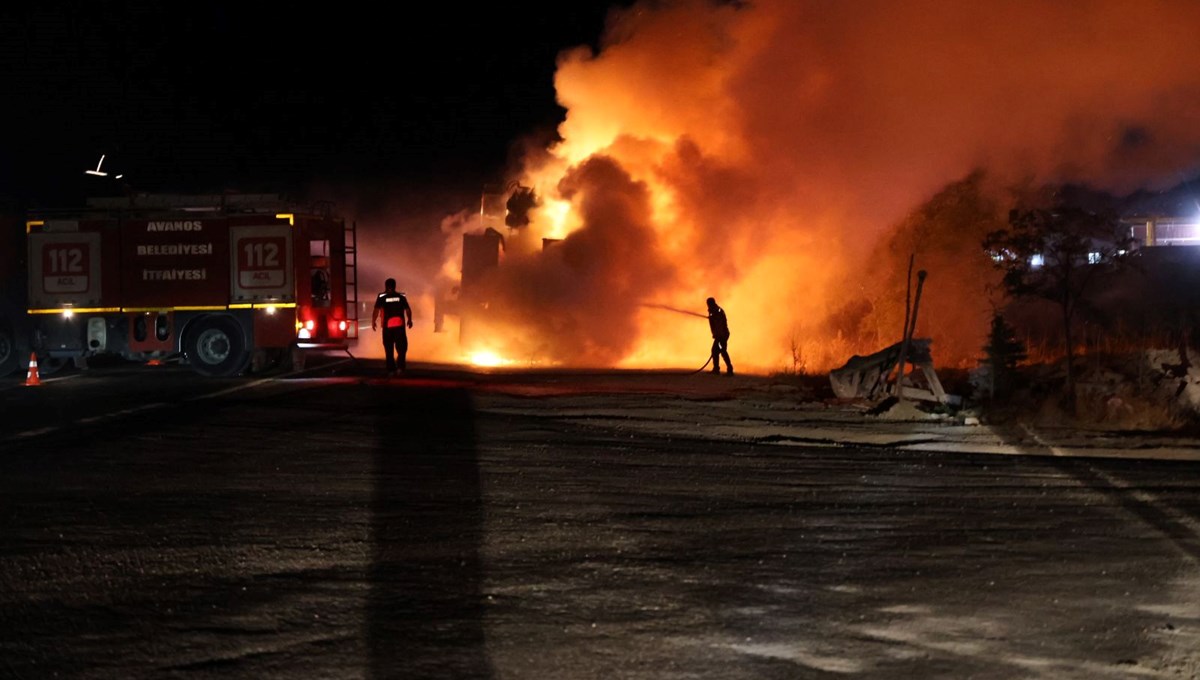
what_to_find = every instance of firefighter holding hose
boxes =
[707,297,734,375]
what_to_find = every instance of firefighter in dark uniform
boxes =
[372,278,413,376]
[707,297,733,375]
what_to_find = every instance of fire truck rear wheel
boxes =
[184,316,249,377]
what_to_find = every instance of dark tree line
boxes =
[982,206,1136,411]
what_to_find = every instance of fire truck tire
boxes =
[184,316,250,377]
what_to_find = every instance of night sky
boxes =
[0,3,620,210]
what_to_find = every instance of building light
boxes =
[1030,254,1045,268]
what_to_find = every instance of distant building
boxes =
[1123,216,1200,247]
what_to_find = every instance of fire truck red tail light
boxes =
[338,320,347,332]
[304,319,315,331]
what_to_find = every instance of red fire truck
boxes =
[23,193,359,377]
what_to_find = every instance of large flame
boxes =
[358,0,1200,374]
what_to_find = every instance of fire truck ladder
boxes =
[345,220,360,340]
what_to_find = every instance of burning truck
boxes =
[433,182,542,354]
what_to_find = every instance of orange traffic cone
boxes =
[25,353,41,387]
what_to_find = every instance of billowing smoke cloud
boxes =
[408,0,1200,372]
[457,155,678,365]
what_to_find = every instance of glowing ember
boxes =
[467,351,511,368]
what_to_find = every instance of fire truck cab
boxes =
[25,193,358,377]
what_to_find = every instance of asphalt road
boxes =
[1,357,1198,679]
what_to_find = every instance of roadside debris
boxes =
[828,337,962,407]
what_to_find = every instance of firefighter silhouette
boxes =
[707,297,733,375]
[372,278,413,376]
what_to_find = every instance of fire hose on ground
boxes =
[639,303,718,375]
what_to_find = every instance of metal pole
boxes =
[893,269,927,400]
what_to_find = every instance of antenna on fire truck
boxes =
[84,154,123,179]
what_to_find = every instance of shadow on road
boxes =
[367,383,492,679]
[990,423,1200,563]
[1047,456,1200,562]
